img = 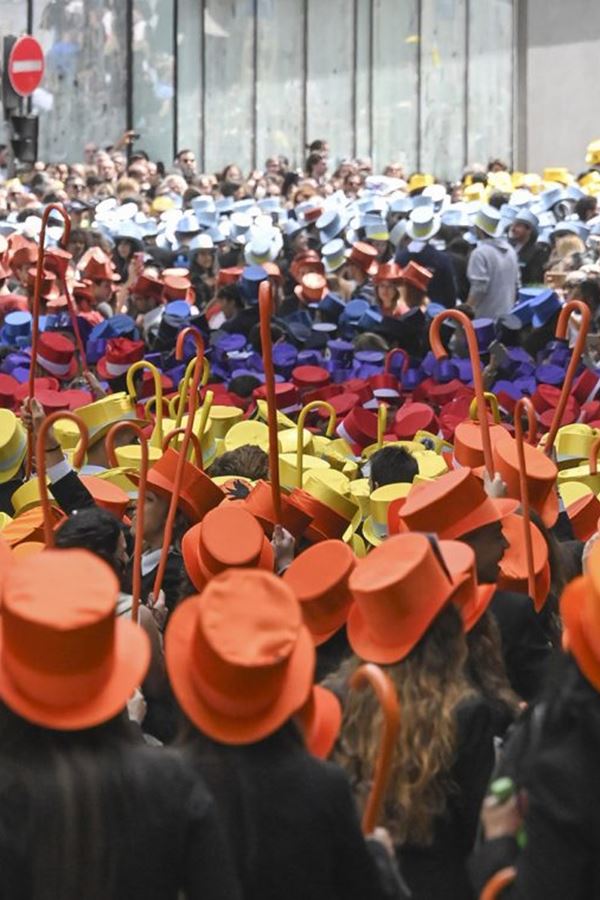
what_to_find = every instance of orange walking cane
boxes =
[513,397,537,600]
[349,663,401,834]
[36,411,89,547]
[430,310,494,478]
[544,300,591,456]
[152,326,205,598]
[26,204,72,476]
[105,422,149,623]
[480,867,516,899]
[162,427,203,467]
[259,280,282,523]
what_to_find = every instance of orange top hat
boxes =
[286,486,353,543]
[440,539,495,632]
[561,543,600,692]
[492,435,559,528]
[217,266,243,287]
[498,513,550,613]
[165,569,315,744]
[396,468,518,540]
[27,267,61,305]
[182,505,274,592]
[1,507,65,547]
[294,272,328,304]
[0,536,14,596]
[9,243,37,274]
[347,241,379,276]
[283,539,356,645]
[133,448,225,523]
[373,262,403,285]
[80,248,120,283]
[34,332,78,381]
[347,533,465,664]
[567,492,600,542]
[401,261,432,293]
[243,480,313,539]
[297,684,342,759]
[453,422,509,469]
[162,274,193,302]
[130,273,164,301]
[0,549,150,729]
[80,476,130,521]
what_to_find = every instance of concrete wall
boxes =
[524,0,600,174]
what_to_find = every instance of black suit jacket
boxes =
[490,589,552,703]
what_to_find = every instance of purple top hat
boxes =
[298,349,325,367]
[535,363,565,386]
[402,368,425,391]
[454,358,474,383]
[433,358,459,384]
[514,375,537,396]
[473,317,495,352]
[421,350,437,378]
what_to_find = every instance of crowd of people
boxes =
[1,134,600,897]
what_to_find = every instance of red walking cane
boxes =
[480,867,516,899]
[259,280,283,524]
[384,348,409,375]
[152,326,205,598]
[44,246,89,375]
[430,310,495,478]
[513,397,537,600]
[26,204,72,476]
[544,300,591,456]
[36,411,89,547]
[105,421,148,624]
[349,663,401,835]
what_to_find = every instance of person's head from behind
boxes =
[208,444,269,481]
[227,374,262,399]
[369,445,418,491]
[55,507,127,582]
[575,195,597,222]
[568,278,600,317]
[217,283,244,320]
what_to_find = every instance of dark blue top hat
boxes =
[239,265,268,303]
[473,317,495,353]
[530,290,562,328]
[213,333,246,356]
[545,343,571,368]
[514,375,536,396]
[357,307,383,331]
[495,313,522,346]
[319,292,345,323]
[402,368,424,391]
[341,299,370,324]
[535,363,565,386]
[1,351,30,375]
[433,358,459,384]
[86,314,139,364]
[455,358,474,383]
[515,361,536,378]
[0,311,32,348]
[298,349,325,367]
[272,342,298,377]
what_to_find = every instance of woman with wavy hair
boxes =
[333,534,495,900]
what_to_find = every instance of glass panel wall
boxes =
[177,0,202,161]
[132,0,175,166]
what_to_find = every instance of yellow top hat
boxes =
[53,393,144,449]
[278,427,313,455]
[223,420,278,453]
[96,467,139,498]
[408,173,434,193]
[207,405,244,439]
[11,477,56,516]
[320,438,357,467]
[517,173,543,194]
[413,430,453,455]
[510,171,525,188]
[487,171,514,194]
[463,183,487,202]
[0,410,27,485]
[303,468,350,495]
[0,511,13,530]
[350,533,367,558]
[151,195,175,213]
[416,450,448,480]
[255,400,297,431]
[163,414,217,469]
[558,480,593,507]
[304,471,358,522]
[579,170,600,189]
[112,445,163,473]
[362,439,425,461]
[542,167,571,186]
[349,478,371,517]
[586,140,600,166]
[554,425,597,464]
[362,483,412,547]
[279,453,329,490]
[557,462,600,494]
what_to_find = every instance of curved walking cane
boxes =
[126,360,165,449]
[295,400,336,488]
[349,663,401,835]
[430,310,494,477]
[162,427,203,467]
[384,348,409,375]
[589,435,600,476]
[26,204,72,477]
[171,356,210,428]
[106,422,148,624]
[45,245,88,375]
[153,327,206,598]
[514,397,537,600]
[377,402,388,449]
[36,411,89,547]
[469,392,501,424]
[544,300,591,456]
[480,867,516,900]
[259,280,283,524]
[144,395,171,422]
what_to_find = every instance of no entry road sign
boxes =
[7,35,44,97]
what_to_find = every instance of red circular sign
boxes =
[8,35,45,97]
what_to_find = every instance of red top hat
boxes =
[34,332,77,381]
[217,267,243,287]
[14,377,60,403]
[573,368,600,406]
[292,365,331,391]
[347,241,378,276]
[373,262,403,284]
[0,374,19,410]
[303,384,342,405]
[80,249,120,283]
[294,273,328,304]
[130,273,164,301]
[43,247,72,280]
[0,294,28,316]
[27,268,61,305]
[337,406,378,454]
[290,251,325,283]
[342,378,373,404]
[96,337,146,381]
[162,274,193,302]
[139,369,174,400]
[316,391,358,419]
[402,261,432,293]
[36,388,70,415]
[9,244,37,273]
[263,262,282,282]
[394,403,438,439]
[253,382,301,413]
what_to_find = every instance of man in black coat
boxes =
[509,209,549,286]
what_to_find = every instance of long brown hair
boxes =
[333,604,473,845]
[466,611,521,722]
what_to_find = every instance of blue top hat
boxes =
[272,342,298,375]
[239,265,268,303]
[513,208,539,231]
[86,314,138,363]
[165,300,191,319]
[316,209,347,244]
[539,188,567,211]
[421,350,437,377]
[514,375,537,396]
[552,221,590,242]
[298,349,325,367]
[455,358,474,383]
[319,292,345,323]
[357,307,383,331]
[530,290,562,328]
[0,310,32,348]
[321,238,348,274]
[389,197,413,215]
[535,363,565,386]
[340,299,369,326]
[433,358,459,384]
[402,368,424,391]
[282,217,306,240]
[213,333,246,356]
[258,197,282,215]
[327,339,354,368]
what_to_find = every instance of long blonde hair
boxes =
[333,604,473,845]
